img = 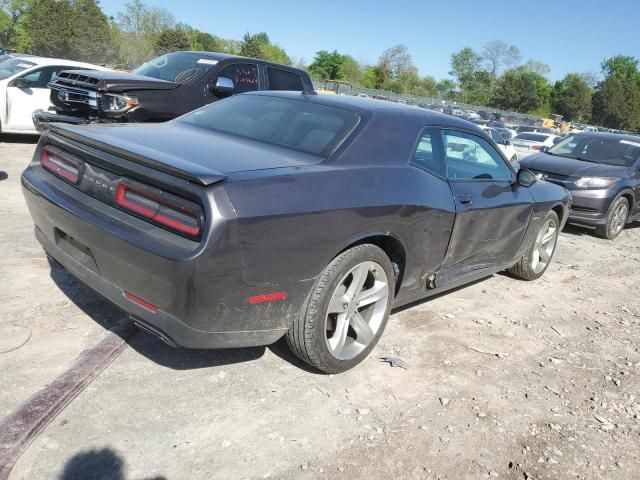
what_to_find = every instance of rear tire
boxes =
[286,244,395,373]
[508,211,560,281]
[594,197,629,240]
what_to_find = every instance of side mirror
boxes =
[211,76,234,97]
[516,169,537,187]
[11,77,31,88]
[540,146,549,153]
[504,140,511,146]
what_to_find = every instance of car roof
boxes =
[174,51,306,71]
[571,131,640,142]
[13,56,110,70]
[244,90,486,132]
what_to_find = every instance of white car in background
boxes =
[511,132,562,158]
[0,56,110,135]
[481,126,519,162]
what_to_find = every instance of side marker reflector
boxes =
[248,292,288,304]
[124,291,158,313]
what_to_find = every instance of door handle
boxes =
[458,194,473,205]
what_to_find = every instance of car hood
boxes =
[520,152,629,178]
[56,69,180,92]
[51,122,323,185]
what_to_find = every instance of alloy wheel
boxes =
[531,218,558,274]
[325,261,390,360]
[610,203,628,236]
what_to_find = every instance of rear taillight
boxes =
[532,145,542,151]
[40,146,82,184]
[115,179,203,239]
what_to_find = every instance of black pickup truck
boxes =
[33,51,314,130]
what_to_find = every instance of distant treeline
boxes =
[1,0,638,130]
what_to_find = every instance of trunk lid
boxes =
[49,121,323,186]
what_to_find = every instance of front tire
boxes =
[508,211,560,281]
[594,197,629,240]
[286,244,395,373]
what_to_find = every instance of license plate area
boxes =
[54,228,99,273]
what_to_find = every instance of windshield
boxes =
[548,135,640,166]
[180,95,360,157]
[0,58,35,80]
[132,52,215,83]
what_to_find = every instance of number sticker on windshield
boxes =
[197,59,218,65]
[620,140,640,148]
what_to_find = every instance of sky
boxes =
[101,0,640,82]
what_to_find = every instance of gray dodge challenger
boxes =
[22,91,571,373]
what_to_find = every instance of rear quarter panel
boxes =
[222,164,456,300]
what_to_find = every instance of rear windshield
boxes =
[548,135,640,166]
[179,95,360,157]
[514,133,549,142]
[132,52,215,83]
[0,58,35,80]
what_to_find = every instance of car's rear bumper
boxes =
[21,168,311,349]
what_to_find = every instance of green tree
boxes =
[308,50,346,80]
[362,65,379,89]
[592,75,640,130]
[260,42,291,65]
[551,73,592,122]
[416,75,438,97]
[601,55,639,82]
[0,0,30,48]
[153,27,189,55]
[115,0,175,65]
[490,69,548,113]
[24,0,73,57]
[436,79,456,98]
[239,32,263,58]
[340,55,363,84]
[449,47,481,101]
[522,59,551,76]
[69,0,112,63]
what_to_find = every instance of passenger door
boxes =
[5,66,66,131]
[202,62,260,104]
[441,129,534,275]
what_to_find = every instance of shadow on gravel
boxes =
[48,258,267,371]
[562,221,640,238]
[0,171,7,181]
[60,448,167,480]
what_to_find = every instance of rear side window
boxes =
[444,130,512,180]
[217,63,259,94]
[181,95,359,157]
[412,129,445,177]
[267,67,303,91]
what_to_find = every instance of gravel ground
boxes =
[1,140,639,480]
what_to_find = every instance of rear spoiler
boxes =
[46,125,227,187]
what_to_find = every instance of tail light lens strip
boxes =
[40,146,82,184]
[115,180,203,239]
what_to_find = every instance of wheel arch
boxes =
[333,231,407,296]
[617,188,635,211]
[551,203,567,226]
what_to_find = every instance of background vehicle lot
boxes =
[1,141,640,479]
